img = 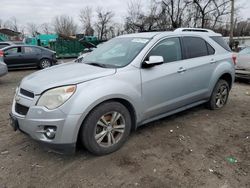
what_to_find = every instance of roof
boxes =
[118,28,221,39]
[118,32,164,39]
[1,44,44,50]
[0,28,21,36]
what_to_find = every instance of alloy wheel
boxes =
[215,84,228,108]
[41,59,51,69]
[95,111,125,147]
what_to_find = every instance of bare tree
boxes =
[193,0,214,28]
[95,7,114,40]
[41,23,52,34]
[10,17,19,32]
[210,0,231,29]
[79,6,94,36]
[144,0,160,31]
[3,17,19,31]
[192,0,230,28]
[124,0,145,33]
[162,0,192,29]
[112,23,124,36]
[26,23,39,37]
[125,0,161,32]
[234,20,250,36]
[53,15,77,36]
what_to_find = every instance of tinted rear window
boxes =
[24,47,41,53]
[206,42,215,55]
[182,37,208,59]
[210,36,231,51]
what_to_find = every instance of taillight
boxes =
[0,50,3,57]
[232,54,237,65]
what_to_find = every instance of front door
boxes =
[4,46,23,68]
[141,37,189,119]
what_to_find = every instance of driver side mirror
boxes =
[142,56,164,68]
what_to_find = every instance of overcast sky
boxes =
[1,0,250,28]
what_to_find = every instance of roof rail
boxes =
[174,28,215,33]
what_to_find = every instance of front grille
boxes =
[15,103,29,116]
[20,88,34,98]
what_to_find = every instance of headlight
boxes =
[37,85,76,110]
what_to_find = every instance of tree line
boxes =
[0,0,249,40]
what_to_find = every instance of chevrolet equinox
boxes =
[10,28,235,155]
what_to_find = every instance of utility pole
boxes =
[229,0,235,49]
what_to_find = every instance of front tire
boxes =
[80,101,132,155]
[207,79,229,110]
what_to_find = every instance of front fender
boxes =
[59,71,142,142]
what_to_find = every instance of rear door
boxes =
[140,36,216,120]
[3,46,23,67]
[181,36,216,99]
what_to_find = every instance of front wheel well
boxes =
[111,98,137,132]
[76,98,137,149]
[77,98,137,141]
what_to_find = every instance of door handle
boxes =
[177,67,186,73]
[210,59,216,64]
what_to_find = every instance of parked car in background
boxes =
[0,45,57,69]
[75,43,101,63]
[236,47,250,81]
[237,45,249,52]
[10,28,235,155]
[0,60,8,77]
[0,41,24,49]
[0,41,15,49]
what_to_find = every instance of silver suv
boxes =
[10,28,235,155]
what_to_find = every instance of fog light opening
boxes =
[44,126,57,139]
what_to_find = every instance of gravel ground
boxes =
[0,69,250,188]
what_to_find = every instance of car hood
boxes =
[20,62,116,94]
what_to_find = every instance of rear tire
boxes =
[39,59,51,69]
[80,101,131,155]
[207,79,229,110]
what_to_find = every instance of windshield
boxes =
[83,37,150,68]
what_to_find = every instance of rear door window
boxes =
[24,47,37,53]
[206,42,215,55]
[182,37,209,59]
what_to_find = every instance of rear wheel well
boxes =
[219,73,233,89]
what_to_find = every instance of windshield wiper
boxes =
[85,62,117,68]
[85,62,107,68]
